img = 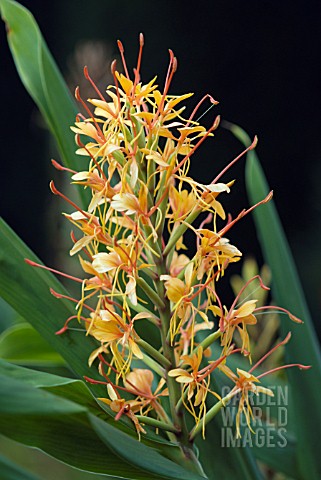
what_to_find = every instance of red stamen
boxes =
[172,116,220,174]
[133,33,144,90]
[148,187,169,217]
[98,354,119,374]
[75,135,107,180]
[211,136,258,185]
[55,315,87,335]
[117,40,130,79]
[50,181,91,220]
[84,376,108,385]
[111,60,121,111]
[115,404,129,421]
[249,332,291,373]
[51,159,77,174]
[83,66,106,101]
[229,275,269,312]
[218,191,273,238]
[257,364,311,379]
[187,94,219,127]
[75,87,105,142]
[50,288,95,312]
[151,49,176,128]
[25,258,83,283]
[254,305,303,324]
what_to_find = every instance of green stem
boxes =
[194,329,221,353]
[136,415,178,433]
[189,393,231,441]
[153,259,192,449]
[137,338,171,369]
[163,207,201,256]
[120,295,159,322]
[139,351,165,377]
[136,276,165,310]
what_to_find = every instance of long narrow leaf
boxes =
[0,454,41,480]
[0,360,205,480]
[229,123,321,480]
[0,323,65,366]
[0,0,87,204]
[0,218,105,397]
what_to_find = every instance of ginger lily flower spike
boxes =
[27,34,309,469]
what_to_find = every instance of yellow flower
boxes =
[92,238,143,305]
[162,263,210,342]
[169,347,220,432]
[168,185,196,223]
[124,368,168,417]
[99,384,146,438]
[65,211,112,256]
[196,229,242,280]
[210,300,257,357]
[169,251,190,277]
[87,309,151,376]
[219,365,274,438]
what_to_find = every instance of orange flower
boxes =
[99,384,146,438]
[210,300,257,357]
[169,347,221,433]
[87,309,153,376]
[124,368,168,417]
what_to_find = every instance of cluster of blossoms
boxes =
[28,35,309,445]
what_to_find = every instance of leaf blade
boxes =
[229,122,321,480]
[0,0,78,171]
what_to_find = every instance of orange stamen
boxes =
[172,116,220,174]
[117,40,130,79]
[83,66,106,101]
[51,159,77,174]
[74,87,105,142]
[133,33,144,91]
[50,288,95,312]
[75,134,107,180]
[25,258,83,283]
[111,60,121,111]
[211,136,258,185]
[50,181,91,220]
[187,94,219,127]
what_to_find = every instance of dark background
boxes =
[1,0,320,335]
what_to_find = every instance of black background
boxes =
[1,0,320,335]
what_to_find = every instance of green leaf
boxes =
[0,453,41,480]
[0,298,19,333]
[229,122,321,480]
[0,219,204,476]
[0,323,65,366]
[0,218,106,397]
[0,361,205,480]
[251,428,299,479]
[0,0,87,205]
[0,0,77,168]
[90,415,206,480]
[196,417,264,480]
[0,358,99,410]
